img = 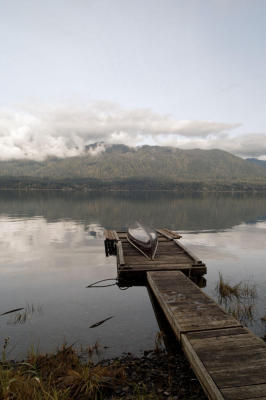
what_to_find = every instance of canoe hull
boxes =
[127,222,158,260]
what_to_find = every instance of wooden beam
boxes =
[181,333,224,400]
[156,228,182,240]
[116,241,125,266]
[147,271,241,340]
[173,239,203,265]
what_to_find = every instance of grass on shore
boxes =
[0,340,206,400]
[0,343,127,400]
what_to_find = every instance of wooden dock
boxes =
[148,271,266,400]
[104,228,207,279]
[104,228,266,399]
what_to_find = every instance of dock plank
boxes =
[124,255,193,264]
[174,239,203,265]
[184,329,266,396]
[147,271,266,400]
[116,241,125,266]
[181,334,224,400]
[147,271,240,340]
[121,264,193,270]
[221,385,266,400]
[119,265,207,278]
[156,228,182,240]
[116,233,206,278]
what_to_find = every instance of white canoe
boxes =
[127,222,158,260]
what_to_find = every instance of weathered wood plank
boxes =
[244,398,266,400]
[122,241,185,250]
[181,333,224,400]
[221,385,266,400]
[122,240,183,249]
[119,264,193,270]
[124,255,193,264]
[147,271,240,340]
[163,228,182,239]
[156,228,182,240]
[184,326,266,398]
[213,369,266,389]
[117,229,181,240]
[122,249,185,257]
[118,265,207,278]
[189,334,266,354]
[122,250,186,258]
[121,236,173,243]
[203,350,266,371]
[183,330,266,399]
[174,239,204,265]
[116,232,127,238]
[116,241,125,266]
[186,327,246,340]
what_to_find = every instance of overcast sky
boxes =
[1,0,266,160]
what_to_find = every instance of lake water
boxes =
[0,190,266,360]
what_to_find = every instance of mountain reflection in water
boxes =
[0,190,265,359]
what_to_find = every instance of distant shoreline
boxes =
[1,186,266,193]
[1,175,266,193]
[2,189,266,192]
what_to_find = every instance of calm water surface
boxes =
[0,191,266,360]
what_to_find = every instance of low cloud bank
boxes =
[0,101,263,160]
[160,134,266,159]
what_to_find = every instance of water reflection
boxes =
[0,190,266,358]
[0,216,103,265]
[1,190,266,231]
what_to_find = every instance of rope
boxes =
[86,278,130,290]
[126,234,151,259]
[86,278,117,288]
[126,234,158,260]
[86,277,131,291]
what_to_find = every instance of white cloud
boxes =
[1,101,265,161]
[160,133,266,159]
[0,101,240,161]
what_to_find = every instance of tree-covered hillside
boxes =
[0,145,265,181]
[1,145,266,190]
[247,158,266,170]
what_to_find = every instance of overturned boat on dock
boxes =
[127,222,158,260]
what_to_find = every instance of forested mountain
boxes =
[1,145,266,190]
[247,158,266,170]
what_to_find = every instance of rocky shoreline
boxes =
[96,348,207,399]
[0,344,207,399]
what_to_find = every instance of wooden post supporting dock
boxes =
[148,271,266,400]
[104,229,119,256]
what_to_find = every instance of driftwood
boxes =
[1,307,24,316]
[89,316,114,328]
